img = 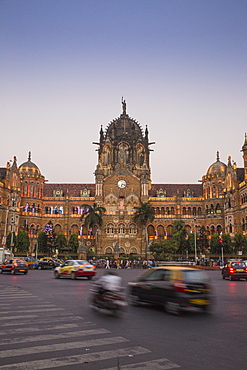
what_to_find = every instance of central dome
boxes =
[105,99,144,141]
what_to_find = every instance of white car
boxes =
[54,260,96,280]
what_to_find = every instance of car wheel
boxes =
[222,274,225,279]
[71,272,76,280]
[54,271,60,279]
[229,275,235,281]
[164,300,181,315]
[24,271,28,275]
[87,276,92,280]
[0,269,2,274]
[38,266,42,270]
[129,293,140,306]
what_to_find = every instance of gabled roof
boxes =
[150,183,203,197]
[44,183,96,197]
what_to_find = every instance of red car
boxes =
[0,258,28,275]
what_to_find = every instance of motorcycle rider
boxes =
[96,270,123,301]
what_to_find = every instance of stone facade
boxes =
[0,103,246,257]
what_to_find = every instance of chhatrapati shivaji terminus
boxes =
[1,100,247,259]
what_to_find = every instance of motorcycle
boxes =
[89,284,127,316]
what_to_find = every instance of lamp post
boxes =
[194,217,197,264]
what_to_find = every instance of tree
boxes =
[37,231,48,254]
[44,221,56,256]
[233,233,247,254]
[68,233,79,253]
[55,233,67,254]
[172,220,188,255]
[210,233,220,254]
[221,233,233,254]
[15,230,29,254]
[133,201,155,255]
[6,232,17,251]
[80,203,106,253]
[149,240,178,260]
[197,226,209,255]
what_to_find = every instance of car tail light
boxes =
[14,263,18,267]
[173,281,187,293]
[229,268,234,274]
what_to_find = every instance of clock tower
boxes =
[93,99,154,257]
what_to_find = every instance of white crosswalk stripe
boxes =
[0,328,110,345]
[0,284,180,370]
[0,336,129,358]
[0,347,151,370]
[0,323,80,335]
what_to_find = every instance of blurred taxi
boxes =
[54,260,96,280]
[222,260,247,281]
[0,258,28,275]
[128,266,213,315]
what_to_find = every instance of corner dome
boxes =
[206,152,226,178]
[19,152,42,178]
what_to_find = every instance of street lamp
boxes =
[194,217,197,264]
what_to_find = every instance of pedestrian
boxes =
[105,259,110,269]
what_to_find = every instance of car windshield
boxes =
[183,270,209,282]
[74,260,90,265]
[231,262,245,267]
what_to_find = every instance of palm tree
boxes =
[80,203,106,254]
[133,201,155,256]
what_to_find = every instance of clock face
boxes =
[117,179,127,188]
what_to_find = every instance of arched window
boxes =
[215,204,221,214]
[105,247,113,255]
[167,225,173,239]
[70,224,78,235]
[54,224,62,234]
[182,207,186,215]
[106,223,114,234]
[118,223,125,234]
[157,225,164,239]
[45,207,51,214]
[216,225,222,234]
[147,225,155,238]
[129,223,137,234]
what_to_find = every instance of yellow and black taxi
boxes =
[38,257,59,269]
[128,266,213,315]
[0,258,28,275]
[222,260,247,281]
[54,259,96,280]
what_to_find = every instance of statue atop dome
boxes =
[121,97,126,115]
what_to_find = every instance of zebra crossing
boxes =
[0,285,180,369]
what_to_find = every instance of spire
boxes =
[216,151,220,161]
[244,133,247,145]
[28,151,31,161]
[145,125,149,140]
[100,125,104,142]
